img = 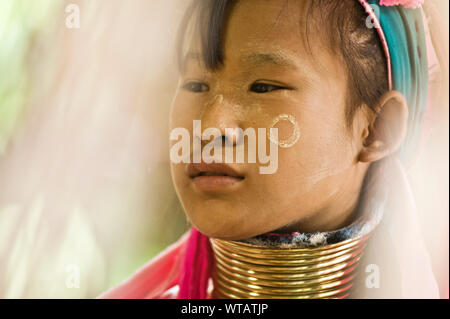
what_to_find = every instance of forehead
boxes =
[225,0,304,40]
[218,0,339,76]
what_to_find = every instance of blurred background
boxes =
[0,0,448,298]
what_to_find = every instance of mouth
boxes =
[186,162,245,192]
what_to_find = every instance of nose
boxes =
[200,94,242,146]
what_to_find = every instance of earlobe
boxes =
[358,91,409,163]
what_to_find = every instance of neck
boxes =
[210,234,369,299]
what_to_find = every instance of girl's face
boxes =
[170,0,371,240]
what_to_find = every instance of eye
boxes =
[250,82,285,93]
[182,81,209,93]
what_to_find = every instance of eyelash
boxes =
[181,81,289,94]
[249,82,286,93]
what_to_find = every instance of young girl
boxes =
[100,0,446,299]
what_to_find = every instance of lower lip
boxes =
[191,176,244,192]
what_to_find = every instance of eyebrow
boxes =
[240,53,298,69]
[181,50,313,90]
[181,51,299,73]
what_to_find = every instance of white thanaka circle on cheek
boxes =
[268,114,300,148]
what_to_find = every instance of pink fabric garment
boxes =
[98,230,191,299]
[379,0,424,8]
[177,227,215,299]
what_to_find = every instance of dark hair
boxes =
[176,0,389,127]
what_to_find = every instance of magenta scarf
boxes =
[177,227,215,299]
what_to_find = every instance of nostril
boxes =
[223,127,244,146]
[222,135,230,145]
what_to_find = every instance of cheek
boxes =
[247,121,355,227]
[296,91,355,170]
[169,95,195,188]
[269,106,355,196]
[170,94,198,130]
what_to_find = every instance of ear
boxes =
[358,90,409,163]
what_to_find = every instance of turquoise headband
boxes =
[368,1,429,164]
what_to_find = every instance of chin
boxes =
[188,216,251,240]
